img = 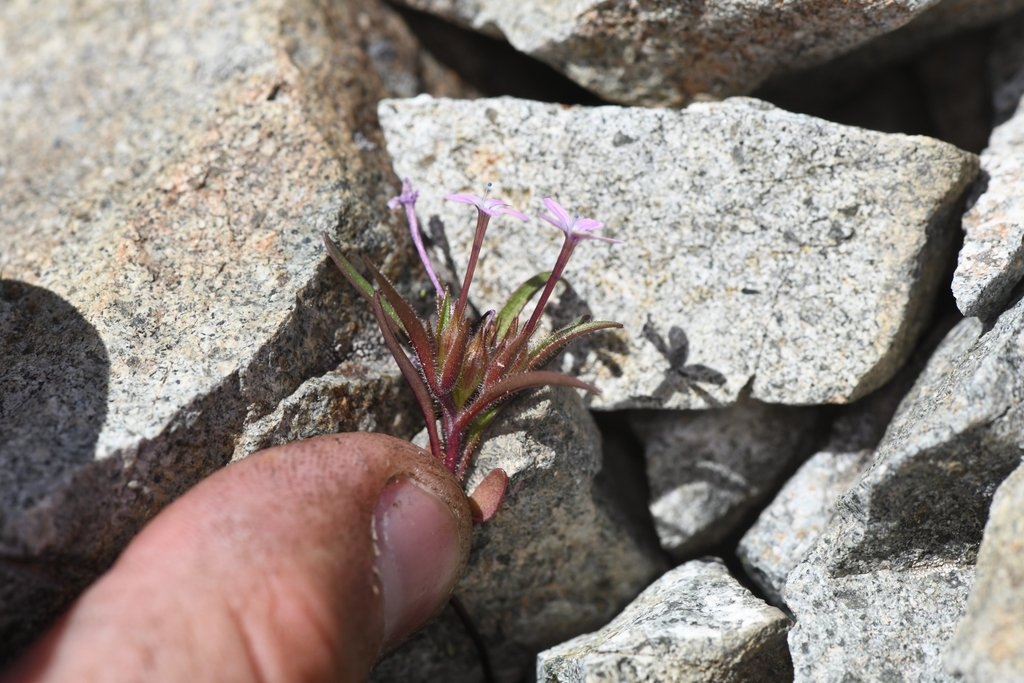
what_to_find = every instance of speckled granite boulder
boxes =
[947,462,1024,681]
[0,0,460,661]
[786,292,1024,680]
[371,387,666,682]
[737,324,942,603]
[391,0,1024,105]
[380,95,977,410]
[787,562,973,683]
[632,399,823,560]
[537,559,792,683]
[952,14,1024,319]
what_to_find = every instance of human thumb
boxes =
[2,433,472,683]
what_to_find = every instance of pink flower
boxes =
[539,198,621,244]
[387,178,419,210]
[446,190,530,222]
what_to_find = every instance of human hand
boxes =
[2,433,472,683]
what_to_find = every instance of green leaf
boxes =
[322,232,402,330]
[496,272,550,339]
[437,288,453,332]
[529,319,623,370]
[463,404,500,460]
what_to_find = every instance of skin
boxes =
[1,433,473,683]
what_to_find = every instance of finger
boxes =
[3,433,472,683]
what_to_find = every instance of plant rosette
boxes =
[323,179,622,528]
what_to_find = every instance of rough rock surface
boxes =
[371,387,666,682]
[787,562,973,682]
[764,0,1024,99]
[632,399,823,560]
[952,15,1024,319]
[739,449,872,605]
[380,95,977,410]
[392,0,1023,105]
[231,351,421,459]
[536,558,792,683]
[947,462,1024,681]
[737,320,947,603]
[0,0,458,660]
[786,292,1024,680]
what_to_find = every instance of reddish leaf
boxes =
[454,370,599,437]
[363,258,439,393]
[529,319,623,370]
[371,294,444,462]
[468,468,509,523]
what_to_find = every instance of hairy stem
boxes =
[454,209,490,321]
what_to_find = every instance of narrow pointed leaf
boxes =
[437,288,453,332]
[468,468,509,523]
[529,319,623,369]
[496,272,550,339]
[462,404,501,468]
[454,370,599,437]
[439,319,470,393]
[322,233,402,329]
[363,258,439,393]
[484,333,530,388]
[371,293,444,463]
[323,232,374,300]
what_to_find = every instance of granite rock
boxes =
[231,350,421,459]
[952,14,1024,319]
[738,449,873,606]
[390,0,1023,106]
[632,399,823,560]
[786,562,973,682]
[0,0,457,660]
[817,302,1024,578]
[372,387,666,682]
[785,293,1024,679]
[380,95,977,410]
[537,558,792,683]
[737,319,950,603]
[947,462,1024,681]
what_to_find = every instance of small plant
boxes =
[323,179,621,522]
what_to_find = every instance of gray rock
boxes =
[947,462,1024,681]
[738,449,873,606]
[372,387,667,682]
[786,562,973,682]
[785,293,1024,680]
[0,0,456,660]
[231,352,421,460]
[952,14,1024,319]
[536,558,792,683]
[820,305,1024,578]
[379,96,977,410]
[632,399,823,560]
[738,319,950,603]
[391,0,1022,106]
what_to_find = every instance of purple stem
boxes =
[454,209,490,320]
[402,200,444,297]
[521,237,577,342]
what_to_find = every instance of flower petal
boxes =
[446,192,486,206]
[542,198,573,230]
[574,218,605,232]
[497,206,530,222]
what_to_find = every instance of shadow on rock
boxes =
[0,279,109,661]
